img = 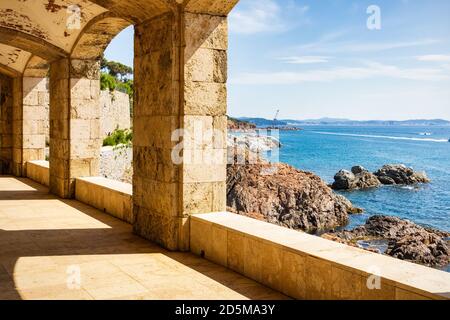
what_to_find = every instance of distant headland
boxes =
[236,117,450,127]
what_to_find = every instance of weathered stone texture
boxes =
[11,77,47,176]
[132,11,228,251]
[49,58,101,198]
[0,74,13,174]
[100,90,131,137]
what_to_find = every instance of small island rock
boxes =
[332,166,381,190]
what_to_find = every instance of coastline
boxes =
[98,126,450,271]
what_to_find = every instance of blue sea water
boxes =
[276,125,450,233]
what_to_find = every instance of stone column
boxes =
[133,9,228,251]
[11,77,47,176]
[0,74,13,174]
[49,59,101,198]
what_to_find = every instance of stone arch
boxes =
[87,0,177,23]
[0,63,20,78]
[71,13,131,60]
[0,27,68,62]
[1,0,240,251]
[23,55,49,78]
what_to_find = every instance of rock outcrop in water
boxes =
[374,164,430,185]
[323,215,449,268]
[332,166,381,190]
[332,164,430,190]
[227,162,362,233]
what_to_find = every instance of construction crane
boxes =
[273,109,280,122]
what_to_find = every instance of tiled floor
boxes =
[0,176,287,300]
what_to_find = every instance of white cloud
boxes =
[417,54,450,62]
[279,56,330,64]
[229,0,309,35]
[298,36,440,54]
[231,61,450,85]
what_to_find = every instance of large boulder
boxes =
[227,162,362,233]
[324,215,449,268]
[332,166,381,190]
[374,164,430,185]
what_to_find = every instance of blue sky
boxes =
[105,0,450,120]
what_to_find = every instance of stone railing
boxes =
[23,162,450,300]
[25,161,133,224]
[190,212,450,300]
[75,177,133,224]
[26,160,49,187]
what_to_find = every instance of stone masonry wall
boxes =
[49,58,101,198]
[100,90,131,137]
[12,77,47,176]
[132,10,228,251]
[43,89,131,142]
[133,12,183,250]
[0,74,13,174]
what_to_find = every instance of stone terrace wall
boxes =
[43,89,131,142]
[100,90,131,137]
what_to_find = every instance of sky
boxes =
[105,0,450,121]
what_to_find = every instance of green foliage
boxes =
[100,56,134,99]
[103,128,133,147]
[101,56,133,81]
[116,79,133,96]
[100,73,117,92]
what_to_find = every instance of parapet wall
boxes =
[75,177,134,224]
[26,160,49,187]
[190,212,450,300]
[24,162,450,300]
[26,161,133,224]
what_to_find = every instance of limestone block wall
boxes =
[49,59,101,198]
[100,90,131,137]
[43,89,131,142]
[132,9,229,251]
[191,212,450,300]
[0,74,13,174]
[182,12,228,216]
[26,160,49,187]
[75,176,133,224]
[12,77,47,176]
[133,12,185,250]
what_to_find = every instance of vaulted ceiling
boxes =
[0,0,237,77]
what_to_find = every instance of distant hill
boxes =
[227,117,256,130]
[236,117,450,127]
[238,117,288,127]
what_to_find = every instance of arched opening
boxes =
[0,1,236,250]
[98,25,134,184]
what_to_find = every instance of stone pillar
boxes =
[11,77,47,176]
[0,74,13,174]
[49,59,101,198]
[133,10,227,251]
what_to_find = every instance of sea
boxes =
[276,125,450,234]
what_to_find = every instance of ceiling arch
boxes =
[23,55,50,77]
[0,0,107,53]
[0,43,31,75]
[0,26,68,62]
[71,13,131,60]
[0,0,238,77]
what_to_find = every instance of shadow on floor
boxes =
[0,176,287,300]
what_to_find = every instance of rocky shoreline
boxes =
[323,215,449,268]
[227,162,362,233]
[99,131,449,270]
